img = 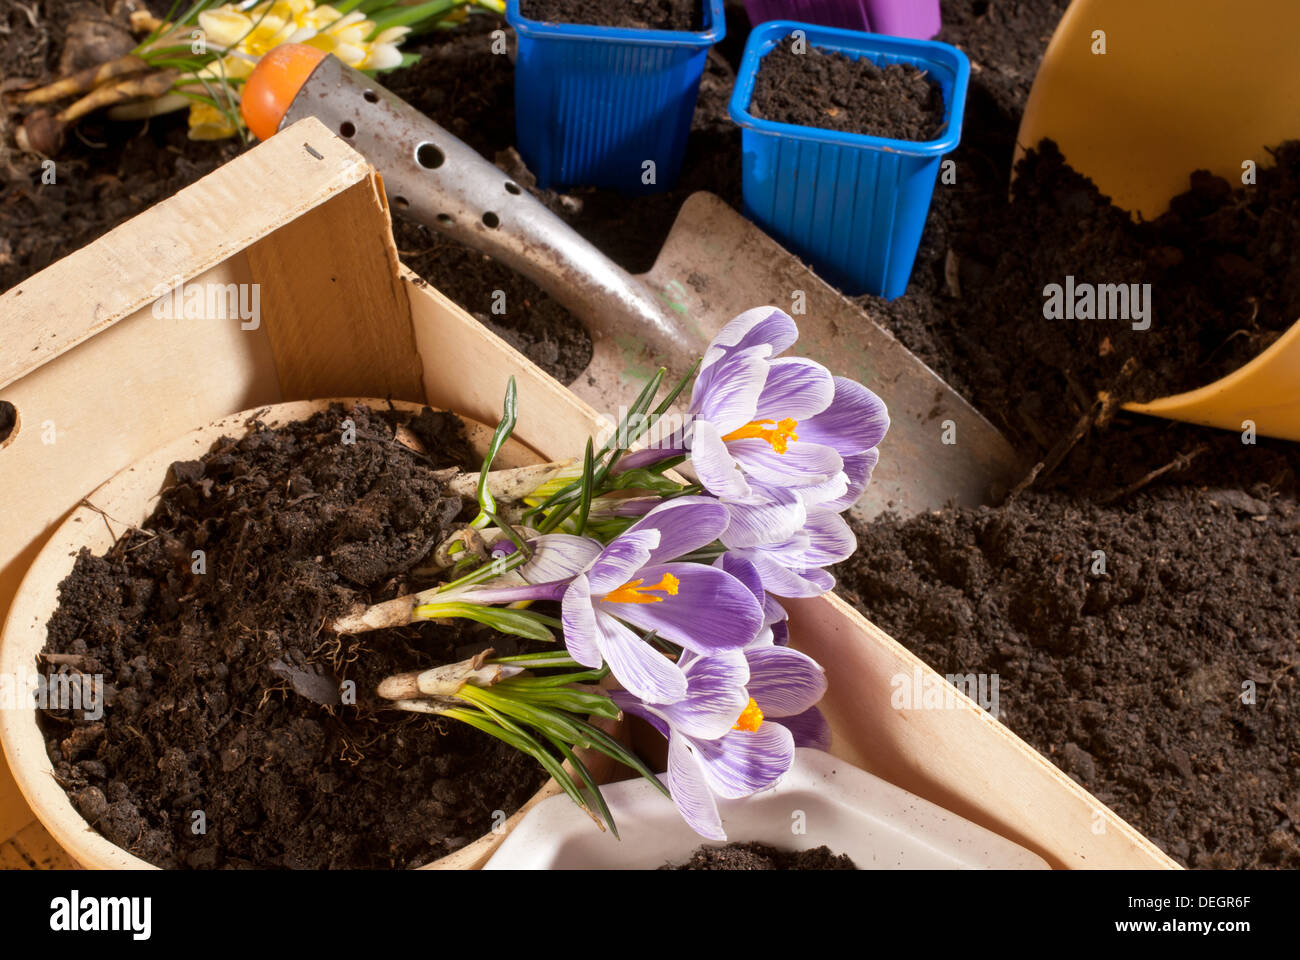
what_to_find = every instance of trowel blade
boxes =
[566,192,1023,521]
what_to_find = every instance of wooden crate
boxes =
[0,118,1176,869]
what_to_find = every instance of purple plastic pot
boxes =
[743,0,940,38]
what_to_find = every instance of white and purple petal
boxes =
[625,496,730,565]
[666,735,727,841]
[652,649,750,740]
[600,562,763,654]
[744,645,827,718]
[592,608,687,704]
[685,418,752,501]
[796,376,889,456]
[727,437,844,489]
[520,533,601,584]
[776,706,832,751]
[752,356,835,422]
[688,347,767,435]
[586,528,660,594]
[694,723,795,799]
[560,574,604,668]
[819,448,879,513]
[701,306,798,369]
[719,488,807,550]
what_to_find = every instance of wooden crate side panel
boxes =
[0,117,369,392]
[405,274,606,462]
[788,592,1177,869]
[245,176,424,403]
[0,256,283,628]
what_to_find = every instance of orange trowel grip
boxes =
[241,44,328,142]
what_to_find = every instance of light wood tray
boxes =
[0,118,1177,869]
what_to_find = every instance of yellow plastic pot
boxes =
[1015,0,1300,440]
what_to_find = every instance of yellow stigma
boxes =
[721,418,799,454]
[602,572,680,605]
[733,698,764,732]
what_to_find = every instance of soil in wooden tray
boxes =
[519,0,701,31]
[38,403,548,869]
[750,37,946,142]
[663,842,856,869]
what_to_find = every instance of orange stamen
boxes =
[602,572,680,605]
[733,698,764,732]
[721,417,799,454]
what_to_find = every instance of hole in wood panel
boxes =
[0,401,18,448]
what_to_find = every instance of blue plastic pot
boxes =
[729,21,969,298]
[507,0,725,194]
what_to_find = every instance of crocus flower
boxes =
[620,307,889,513]
[612,642,828,841]
[722,500,857,598]
[559,498,764,704]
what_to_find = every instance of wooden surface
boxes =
[246,176,425,403]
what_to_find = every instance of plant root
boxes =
[8,55,150,106]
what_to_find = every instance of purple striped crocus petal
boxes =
[703,307,798,368]
[790,469,849,510]
[520,534,601,584]
[687,419,752,501]
[613,444,685,472]
[797,376,890,455]
[667,735,727,841]
[610,690,669,740]
[728,437,843,489]
[560,575,603,668]
[776,706,832,750]
[594,608,687,704]
[720,488,806,550]
[695,723,795,799]
[653,649,749,740]
[689,348,767,436]
[601,562,762,655]
[625,496,730,565]
[798,509,857,566]
[820,448,879,513]
[742,548,836,599]
[586,528,660,594]
[744,646,826,718]
[763,592,788,630]
[717,553,765,606]
[771,619,790,646]
[459,580,568,604]
[753,357,835,422]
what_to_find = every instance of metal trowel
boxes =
[243,44,1021,518]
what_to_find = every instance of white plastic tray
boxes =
[484,748,1050,869]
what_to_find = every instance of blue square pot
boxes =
[507,0,725,194]
[729,21,969,298]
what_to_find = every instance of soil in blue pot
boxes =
[519,0,700,30]
[751,35,944,141]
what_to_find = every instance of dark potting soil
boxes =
[519,0,702,31]
[663,842,856,869]
[750,38,945,142]
[891,140,1300,449]
[836,453,1300,869]
[38,403,548,869]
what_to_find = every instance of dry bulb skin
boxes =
[444,460,576,500]
[376,649,519,702]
